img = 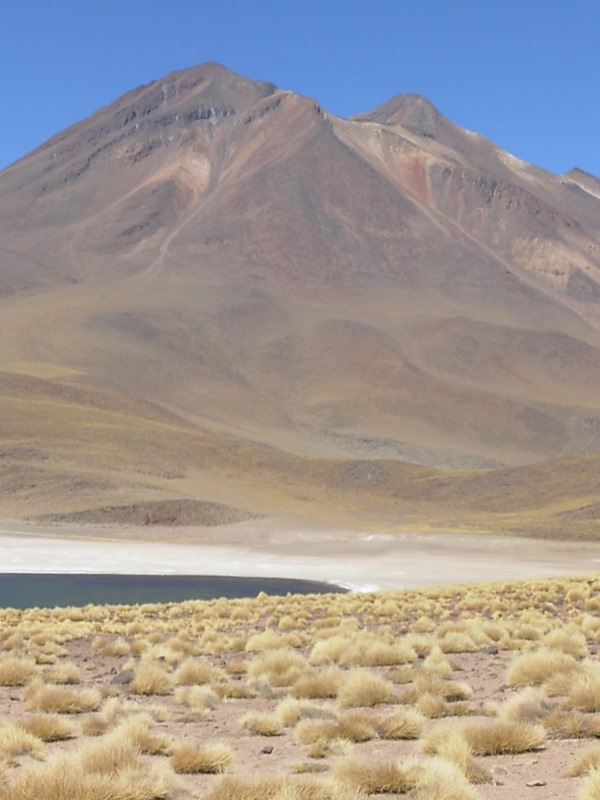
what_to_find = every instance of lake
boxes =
[0,573,344,610]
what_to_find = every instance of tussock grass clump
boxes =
[44,661,81,684]
[418,724,492,784]
[0,724,45,761]
[411,757,480,800]
[295,718,338,747]
[173,657,222,686]
[340,635,417,668]
[416,693,474,719]
[23,679,101,714]
[204,775,284,800]
[335,756,417,794]
[0,656,37,686]
[459,718,547,755]
[93,636,131,657]
[175,684,220,713]
[336,710,379,742]
[309,636,350,666]
[542,626,588,657]
[245,630,287,651]
[171,741,234,774]
[564,745,600,777]
[506,648,579,688]
[275,697,337,728]
[241,712,283,736]
[131,661,172,696]
[213,680,257,700]
[0,753,178,800]
[579,768,600,800]
[79,732,140,776]
[437,631,478,654]
[414,676,473,702]
[378,708,425,739]
[293,666,342,699]
[500,686,556,724]
[19,713,76,742]
[116,713,173,755]
[247,648,308,687]
[337,669,396,708]
[295,710,378,745]
[568,663,600,713]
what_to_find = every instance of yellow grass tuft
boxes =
[460,718,547,755]
[337,669,395,708]
[335,756,417,794]
[411,757,481,800]
[241,712,283,736]
[378,707,425,739]
[19,713,76,742]
[23,679,101,714]
[506,648,579,688]
[247,648,308,687]
[564,745,600,777]
[0,656,37,686]
[579,768,600,800]
[171,740,234,774]
[293,666,342,699]
[173,657,221,686]
[131,661,172,696]
[44,661,81,684]
[0,723,45,761]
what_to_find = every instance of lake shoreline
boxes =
[1,518,599,595]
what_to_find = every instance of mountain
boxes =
[1,62,600,536]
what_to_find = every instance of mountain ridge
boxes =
[1,63,600,536]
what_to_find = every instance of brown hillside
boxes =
[1,63,599,534]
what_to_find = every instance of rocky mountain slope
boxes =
[1,63,599,535]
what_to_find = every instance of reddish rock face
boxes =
[0,63,599,525]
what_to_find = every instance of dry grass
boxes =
[247,648,308,687]
[19,713,76,742]
[130,661,172,696]
[0,724,45,761]
[378,707,425,739]
[93,636,131,657]
[293,666,342,699]
[175,684,220,713]
[240,712,283,736]
[0,753,178,800]
[506,648,579,688]
[0,657,37,686]
[173,657,221,686]
[460,718,547,755]
[411,757,481,800]
[565,746,600,777]
[334,756,417,794]
[579,768,600,800]
[568,663,600,712]
[4,570,600,798]
[337,669,396,708]
[23,679,101,713]
[171,740,234,773]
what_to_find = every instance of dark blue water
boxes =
[0,573,344,610]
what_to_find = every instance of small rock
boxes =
[526,780,546,787]
[111,669,135,685]
[260,746,274,755]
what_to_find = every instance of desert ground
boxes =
[2,524,600,798]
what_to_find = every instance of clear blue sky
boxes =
[1,0,598,177]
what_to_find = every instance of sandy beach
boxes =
[1,519,598,591]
